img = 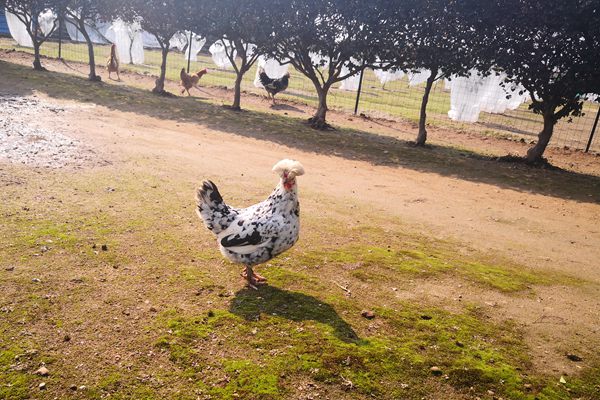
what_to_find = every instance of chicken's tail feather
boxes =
[196,180,234,234]
[197,180,223,207]
[259,71,272,87]
[180,68,187,81]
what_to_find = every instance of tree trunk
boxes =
[129,36,134,65]
[152,47,169,94]
[232,73,243,110]
[415,70,436,146]
[526,110,556,164]
[80,23,100,81]
[32,41,44,70]
[310,85,329,129]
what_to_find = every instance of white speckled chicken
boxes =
[196,160,305,289]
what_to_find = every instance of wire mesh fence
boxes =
[1,35,598,153]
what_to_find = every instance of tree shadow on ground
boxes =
[229,285,359,343]
[2,59,599,205]
[270,103,305,113]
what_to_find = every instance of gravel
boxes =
[0,95,99,168]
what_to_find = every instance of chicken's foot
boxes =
[241,266,267,290]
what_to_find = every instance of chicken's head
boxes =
[273,159,305,191]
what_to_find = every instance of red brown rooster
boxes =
[180,68,208,96]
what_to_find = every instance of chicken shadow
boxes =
[229,285,359,343]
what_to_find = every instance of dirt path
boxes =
[25,86,599,286]
[2,54,600,377]
[2,52,599,285]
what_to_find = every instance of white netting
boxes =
[407,69,430,87]
[5,10,33,47]
[339,65,361,91]
[65,18,110,44]
[209,40,236,69]
[373,68,404,86]
[254,56,289,88]
[171,32,207,62]
[169,32,187,51]
[478,73,509,113]
[245,43,257,59]
[184,32,206,62]
[448,71,530,122]
[38,10,56,36]
[142,30,161,48]
[309,51,329,69]
[448,71,485,122]
[107,19,144,65]
[444,78,452,90]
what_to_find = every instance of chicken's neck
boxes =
[273,181,298,198]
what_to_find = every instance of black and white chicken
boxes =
[258,68,290,104]
[196,160,305,289]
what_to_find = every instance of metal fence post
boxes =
[58,15,62,59]
[186,30,193,73]
[354,66,365,115]
[585,105,600,153]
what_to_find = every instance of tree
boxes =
[267,0,384,129]
[60,0,109,81]
[198,0,273,110]
[381,0,483,146]
[1,0,59,70]
[490,0,600,164]
[123,0,193,94]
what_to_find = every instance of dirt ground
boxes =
[1,52,600,398]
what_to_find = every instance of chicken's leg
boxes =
[241,266,267,289]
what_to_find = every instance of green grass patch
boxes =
[0,346,33,400]
[155,295,596,400]
[274,238,554,293]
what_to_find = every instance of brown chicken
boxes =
[180,68,208,96]
[107,44,120,81]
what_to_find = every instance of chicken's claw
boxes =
[241,267,267,289]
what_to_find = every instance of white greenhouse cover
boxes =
[107,20,144,65]
[373,68,404,86]
[209,40,236,69]
[254,56,289,88]
[5,10,33,47]
[65,19,110,44]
